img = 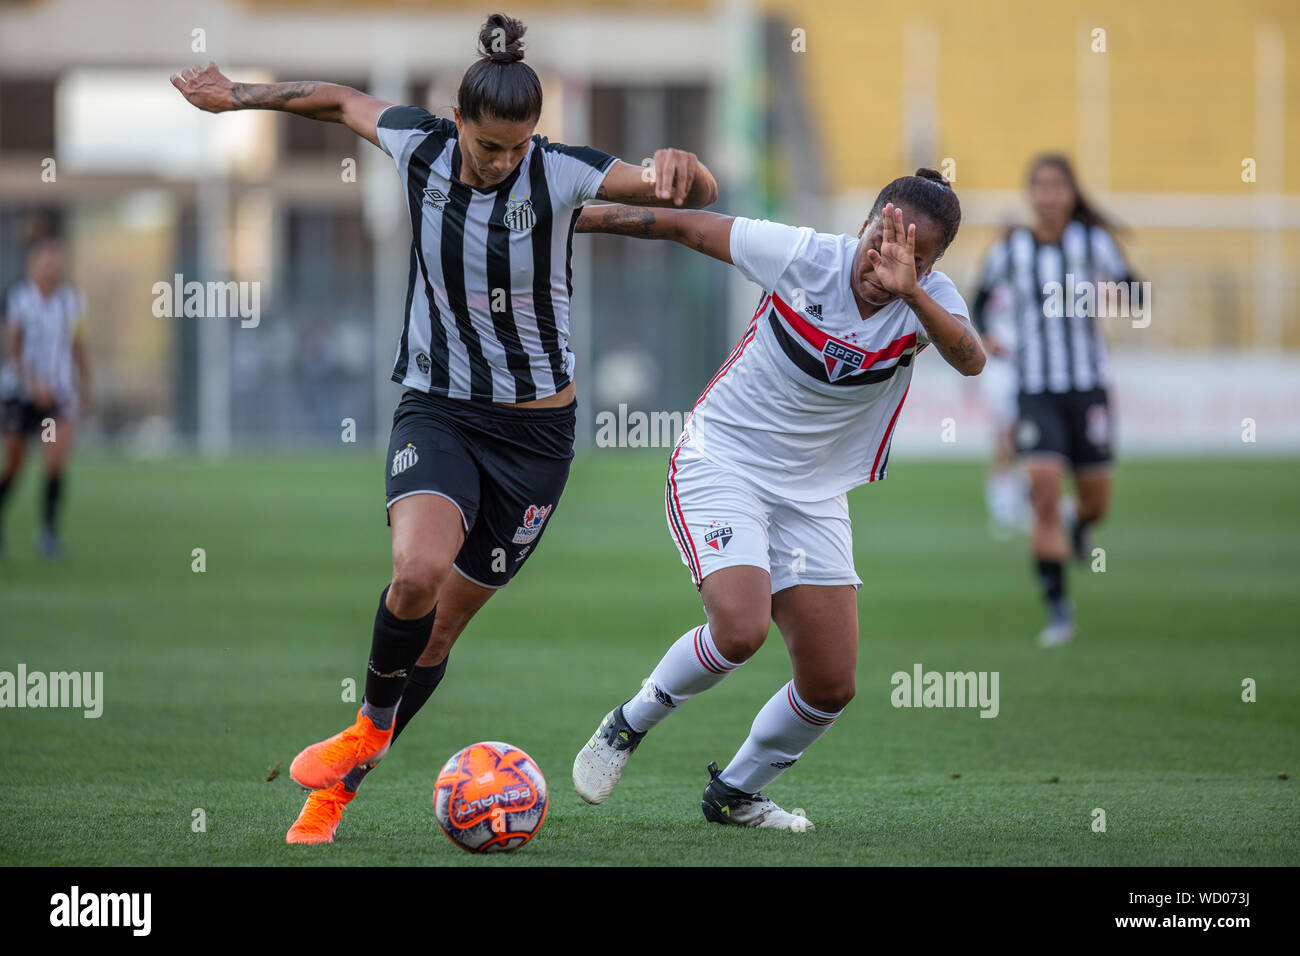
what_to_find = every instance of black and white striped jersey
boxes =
[971,221,1133,395]
[376,105,616,404]
[2,279,85,402]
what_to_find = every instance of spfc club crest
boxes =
[704,521,733,551]
[512,503,553,544]
[822,338,867,382]
[504,197,536,232]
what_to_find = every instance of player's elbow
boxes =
[964,351,986,376]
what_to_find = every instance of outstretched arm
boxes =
[576,204,734,262]
[595,152,718,208]
[170,62,392,149]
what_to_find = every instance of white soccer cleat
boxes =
[573,706,646,805]
[701,762,815,831]
[1037,618,1077,647]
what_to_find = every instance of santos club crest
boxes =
[504,197,536,232]
[822,339,867,382]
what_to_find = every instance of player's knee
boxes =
[803,678,855,714]
[389,552,453,616]
[708,612,769,663]
[1029,489,1059,522]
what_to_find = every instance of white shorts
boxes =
[664,434,862,594]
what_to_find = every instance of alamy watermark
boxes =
[152,274,261,328]
[595,404,688,448]
[890,663,999,718]
[0,664,103,718]
[1042,274,1151,329]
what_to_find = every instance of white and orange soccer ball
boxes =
[433,741,548,853]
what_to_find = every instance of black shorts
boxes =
[1016,388,1113,468]
[2,399,54,437]
[384,389,576,589]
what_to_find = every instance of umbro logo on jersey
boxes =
[422,187,449,210]
[504,197,536,232]
[391,442,418,477]
[804,303,822,320]
[822,339,867,382]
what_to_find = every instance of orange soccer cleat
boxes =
[286,782,356,844]
[289,709,393,791]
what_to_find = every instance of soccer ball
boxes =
[433,741,548,853]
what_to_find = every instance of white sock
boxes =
[621,623,741,733]
[719,681,841,794]
[989,469,1023,525]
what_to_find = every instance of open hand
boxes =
[866,203,919,299]
[171,62,238,113]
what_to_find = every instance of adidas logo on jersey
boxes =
[422,188,449,210]
[804,302,822,320]
[391,442,418,477]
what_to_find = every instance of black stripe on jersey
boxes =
[526,152,567,386]
[766,310,915,387]
[395,124,454,389]
[443,146,494,398]
[1042,240,1074,388]
[487,184,538,403]
[378,105,447,136]
[564,208,580,301]
[539,140,617,174]
[1077,231,1095,383]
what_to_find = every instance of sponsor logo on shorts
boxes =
[704,521,733,551]
[391,442,418,477]
[822,339,866,382]
[511,503,553,544]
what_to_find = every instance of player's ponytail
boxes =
[457,13,542,124]
[868,168,962,257]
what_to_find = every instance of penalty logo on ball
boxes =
[433,741,548,853]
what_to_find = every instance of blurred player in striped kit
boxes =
[969,219,1027,539]
[0,231,91,559]
[970,155,1140,646]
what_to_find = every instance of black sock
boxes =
[43,473,62,532]
[1035,558,1066,614]
[392,657,449,742]
[0,476,11,529]
[1072,516,1094,553]
[343,658,449,794]
[364,586,436,710]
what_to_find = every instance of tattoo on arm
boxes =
[579,205,661,237]
[231,81,322,114]
[945,331,979,367]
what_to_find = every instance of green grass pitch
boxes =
[0,451,1296,866]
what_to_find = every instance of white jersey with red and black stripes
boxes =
[684,217,970,503]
